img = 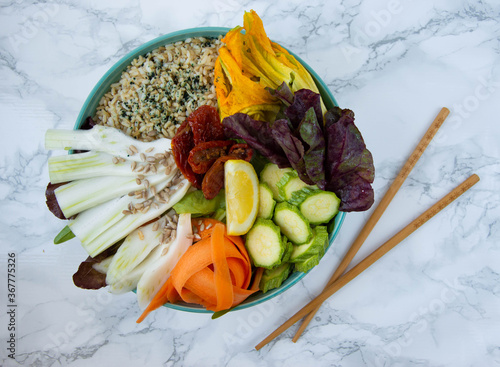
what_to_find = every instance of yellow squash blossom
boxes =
[214,10,324,121]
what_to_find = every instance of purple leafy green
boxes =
[323,107,374,211]
[299,107,326,186]
[45,182,67,219]
[72,243,120,290]
[270,119,311,184]
[223,85,375,212]
[223,113,290,168]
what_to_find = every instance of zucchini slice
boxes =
[259,163,293,202]
[259,262,293,293]
[273,202,312,245]
[292,226,329,272]
[281,235,294,263]
[290,226,328,263]
[277,171,317,202]
[258,182,276,219]
[245,218,284,268]
[290,188,340,225]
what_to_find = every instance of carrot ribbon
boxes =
[137,222,262,323]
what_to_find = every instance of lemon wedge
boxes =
[225,160,259,235]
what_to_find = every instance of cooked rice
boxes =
[94,36,222,141]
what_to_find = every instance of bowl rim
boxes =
[74,26,346,313]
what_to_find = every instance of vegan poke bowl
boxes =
[44,10,374,320]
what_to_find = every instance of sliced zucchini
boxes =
[245,218,284,268]
[281,236,294,263]
[293,226,329,273]
[290,188,340,225]
[277,171,317,202]
[259,163,293,202]
[290,226,328,263]
[294,255,321,273]
[258,182,276,219]
[259,262,293,293]
[273,202,312,245]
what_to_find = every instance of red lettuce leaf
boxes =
[267,82,294,106]
[45,182,67,219]
[223,113,290,168]
[72,243,120,290]
[323,107,374,211]
[298,107,326,186]
[270,119,312,184]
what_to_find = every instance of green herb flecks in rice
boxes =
[94,37,221,141]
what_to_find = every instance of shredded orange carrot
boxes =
[137,221,259,322]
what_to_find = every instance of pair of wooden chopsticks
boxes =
[255,107,480,350]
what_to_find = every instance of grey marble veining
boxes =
[1,0,499,366]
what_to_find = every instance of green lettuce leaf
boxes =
[173,190,225,217]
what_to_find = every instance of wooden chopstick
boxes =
[256,173,479,350]
[292,107,450,342]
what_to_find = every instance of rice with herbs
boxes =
[94,36,222,141]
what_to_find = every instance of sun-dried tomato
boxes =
[171,119,203,188]
[228,143,253,162]
[201,146,254,200]
[202,156,234,200]
[187,105,225,145]
[188,140,235,174]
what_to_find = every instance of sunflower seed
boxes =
[151,186,157,196]
[165,166,172,175]
[144,165,151,174]
[135,203,144,210]
[151,165,157,174]
[129,145,138,154]
[136,178,142,185]
[143,179,150,188]
[152,221,160,232]
[131,161,137,171]
[142,205,150,214]
[194,234,201,240]
[136,165,145,172]
[140,153,146,162]
[138,230,144,240]
[152,202,159,209]
[122,210,131,215]
[145,147,154,153]
[128,191,135,196]
[112,157,119,164]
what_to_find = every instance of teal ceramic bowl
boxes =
[74,27,346,313]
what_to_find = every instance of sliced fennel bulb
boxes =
[55,172,168,218]
[106,217,166,286]
[48,151,158,184]
[108,245,164,294]
[81,178,190,257]
[136,213,193,309]
[45,125,172,161]
[68,177,173,245]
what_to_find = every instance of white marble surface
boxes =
[1,0,499,366]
